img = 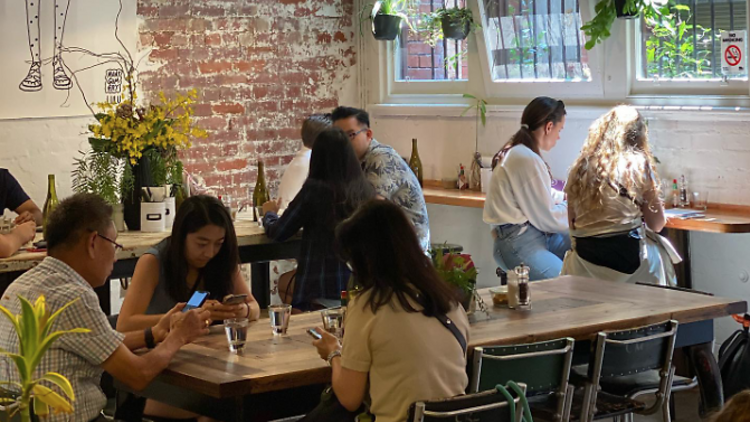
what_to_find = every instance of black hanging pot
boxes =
[615,0,639,19]
[122,155,156,231]
[442,16,471,40]
[372,14,403,40]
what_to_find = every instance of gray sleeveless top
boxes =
[144,239,179,315]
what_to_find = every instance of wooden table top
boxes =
[0,218,269,273]
[157,276,746,399]
[423,183,750,234]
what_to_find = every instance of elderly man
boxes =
[331,106,430,252]
[0,193,209,422]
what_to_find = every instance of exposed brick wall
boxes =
[136,0,357,202]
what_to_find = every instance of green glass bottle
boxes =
[42,174,59,239]
[408,138,423,187]
[252,160,270,221]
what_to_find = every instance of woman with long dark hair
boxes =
[483,96,570,280]
[309,200,469,422]
[117,195,260,420]
[262,126,375,310]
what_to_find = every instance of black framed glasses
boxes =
[97,233,124,252]
[347,128,367,139]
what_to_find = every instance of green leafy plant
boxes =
[359,0,416,37]
[72,150,121,205]
[430,247,478,296]
[643,3,714,78]
[0,296,90,422]
[581,0,663,50]
[419,7,478,47]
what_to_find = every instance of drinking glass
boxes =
[224,318,249,353]
[269,304,292,335]
[321,308,346,338]
[693,191,709,211]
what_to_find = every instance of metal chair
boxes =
[576,320,680,422]
[409,383,528,422]
[470,338,575,422]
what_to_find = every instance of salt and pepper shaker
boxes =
[515,263,532,310]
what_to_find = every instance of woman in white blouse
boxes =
[483,97,569,280]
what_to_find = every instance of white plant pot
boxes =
[112,203,126,232]
[141,201,166,232]
[164,197,176,229]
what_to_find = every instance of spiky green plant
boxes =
[0,296,90,422]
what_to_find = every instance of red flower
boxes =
[442,253,475,272]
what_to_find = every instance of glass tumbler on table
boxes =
[224,318,249,353]
[269,304,292,335]
[321,308,346,338]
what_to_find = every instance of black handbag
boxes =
[718,313,750,400]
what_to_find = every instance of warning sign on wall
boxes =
[721,30,747,76]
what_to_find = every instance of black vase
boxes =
[442,17,471,40]
[373,14,403,40]
[615,0,639,19]
[122,157,155,231]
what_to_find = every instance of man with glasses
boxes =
[0,193,210,422]
[332,106,430,252]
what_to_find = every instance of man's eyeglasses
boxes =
[347,128,367,139]
[97,233,124,252]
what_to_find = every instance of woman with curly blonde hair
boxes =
[562,105,678,285]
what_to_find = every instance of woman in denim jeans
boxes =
[483,97,570,280]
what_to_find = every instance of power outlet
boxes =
[740,270,749,283]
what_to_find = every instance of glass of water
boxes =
[269,304,292,335]
[321,308,346,338]
[224,318,249,353]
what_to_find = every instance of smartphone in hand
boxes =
[222,293,248,305]
[307,328,322,340]
[183,291,209,312]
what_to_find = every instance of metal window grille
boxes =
[482,0,591,80]
[640,0,748,79]
[397,0,469,81]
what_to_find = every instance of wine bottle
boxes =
[42,174,59,239]
[252,160,270,222]
[408,138,423,187]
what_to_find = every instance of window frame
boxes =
[365,0,750,106]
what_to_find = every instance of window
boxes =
[396,0,470,81]
[481,0,591,81]
[639,0,748,80]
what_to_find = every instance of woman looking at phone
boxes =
[118,195,259,420]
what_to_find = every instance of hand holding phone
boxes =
[307,328,322,340]
[222,293,248,305]
[183,291,209,313]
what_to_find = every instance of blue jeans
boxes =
[493,223,571,281]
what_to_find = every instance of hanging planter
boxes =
[373,14,403,40]
[360,0,414,41]
[441,15,471,40]
[581,0,663,49]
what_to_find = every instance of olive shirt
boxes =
[341,290,469,422]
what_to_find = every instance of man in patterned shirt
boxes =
[332,106,430,252]
[0,194,209,422]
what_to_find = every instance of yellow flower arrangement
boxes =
[88,88,207,166]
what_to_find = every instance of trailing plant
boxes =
[581,0,663,50]
[419,7,478,47]
[0,296,90,422]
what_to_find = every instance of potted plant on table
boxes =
[360,0,415,41]
[0,296,89,422]
[431,247,479,312]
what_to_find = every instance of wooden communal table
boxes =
[0,219,299,311]
[423,182,750,287]
[117,276,746,422]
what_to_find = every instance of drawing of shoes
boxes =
[19,62,43,92]
[53,56,73,90]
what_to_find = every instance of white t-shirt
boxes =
[277,147,311,208]
[483,145,568,233]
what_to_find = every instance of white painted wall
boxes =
[371,106,750,347]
